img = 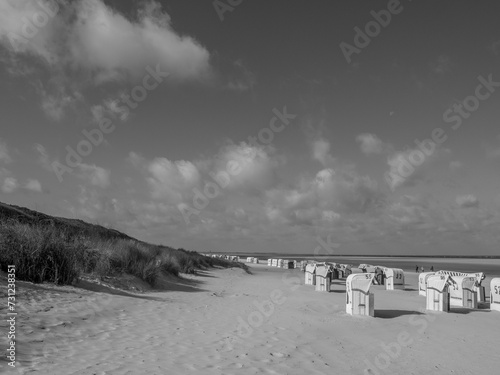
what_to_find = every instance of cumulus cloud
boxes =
[25,179,42,192]
[311,138,335,167]
[0,0,212,118]
[265,167,382,226]
[2,176,18,193]
[146,157,200,202]
[212,142,277,191]
[91,97,130,123]
[356,133,387,154]
[0,0,211,81]
[456,194,479,208]
[77,163,110,188]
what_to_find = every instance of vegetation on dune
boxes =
[0,202,248,287]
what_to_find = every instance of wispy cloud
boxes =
[226,60,256,92]
[34,143,52,171]
[77,163,111,188]
[0,138,13,164]
[429,54,452,75]
[2,176,18,193]
[456,194,479,208]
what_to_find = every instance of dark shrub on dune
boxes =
[0,223,83,284]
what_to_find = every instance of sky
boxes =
[1,0,500,256]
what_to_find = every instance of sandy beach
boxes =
[2,264,498,375]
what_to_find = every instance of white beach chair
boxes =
[315,265,332,292]
[426,275,453,312]
[490,278,500,312]
[346,273,375,317]
[385,268,405,290]
[305,263,317,285]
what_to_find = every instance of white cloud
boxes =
[0,0,212,118]
[456,194,479,208]
[92,97,130,123]
[2,177,18,193]
[311,138,335,166]
[146,157,200,201]
[356,133,386,154]
[265,167,382,226]
[212,142,277,191]
[39,86,82,121]
[1,0,211,81]
[127,151,145,168]
[25,179,42,192]
[77,163,110,188]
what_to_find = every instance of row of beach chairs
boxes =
[298,261,499,317]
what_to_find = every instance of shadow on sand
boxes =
[375,309,426,319]
[76,279,169,301]
[152,273,207,293]
[450,307,491,314]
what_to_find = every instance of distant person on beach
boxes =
[416,265,419,273]
[430,266,434,272]
[421,266,424,273]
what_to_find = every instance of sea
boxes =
[236,254,500,277]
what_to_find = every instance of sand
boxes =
[2,265,499,374]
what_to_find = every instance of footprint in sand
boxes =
[270,352,289,358]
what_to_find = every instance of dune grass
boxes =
[0,221,247,286]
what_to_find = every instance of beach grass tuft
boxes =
[0,217,248,287]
